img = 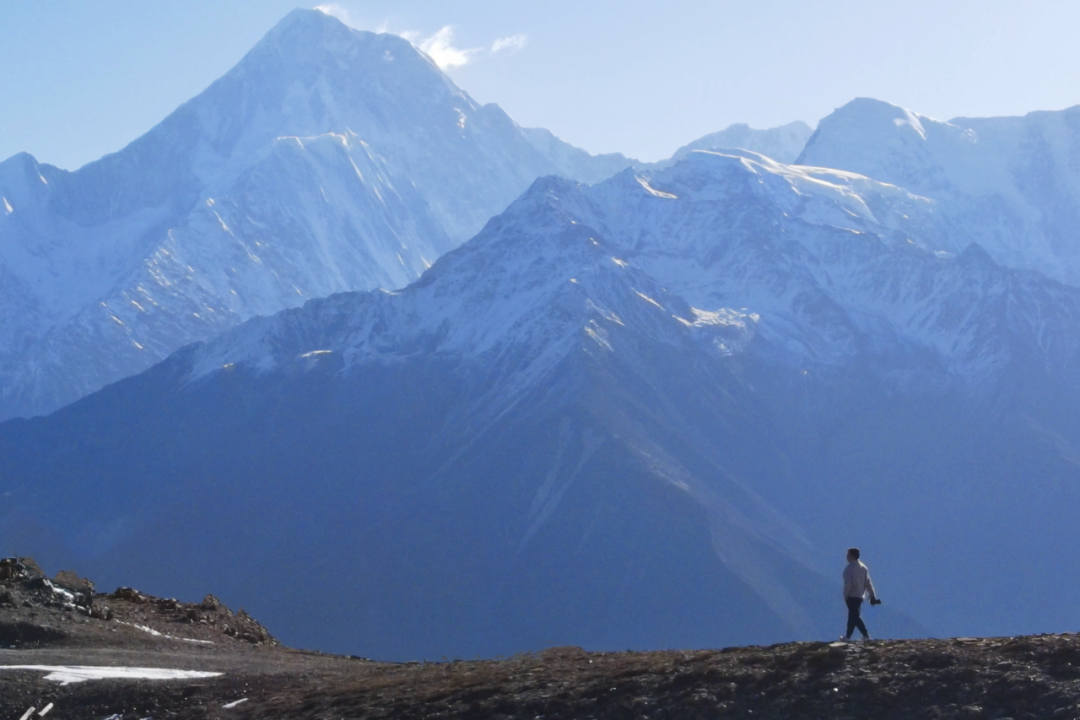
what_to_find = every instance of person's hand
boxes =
[870,597,882,606]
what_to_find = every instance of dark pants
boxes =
[845,597,868,639]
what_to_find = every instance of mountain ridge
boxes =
[2,562,1079,719]
[5,150,1080,657]
[798,97,1080,286]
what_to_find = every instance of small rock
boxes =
[113,587,147,603]
[200,594,223,611]
[53,570,94,594]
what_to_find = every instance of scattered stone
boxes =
[53,570,94,594]
[7,565,1080,719]
[200,594,224,611]
[112,587,148,603]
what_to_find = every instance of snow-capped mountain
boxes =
[798,98,1080,286]
[664,120,813,165]
[0,8,635,421]
[6,150,1080,658]
[193,149,1080,387]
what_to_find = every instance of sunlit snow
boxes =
[0,666,222,686]
[634,291,665,310]
[635,176,678,199]
[117,620,215,645]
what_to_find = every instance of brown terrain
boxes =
[2,558,1080,720]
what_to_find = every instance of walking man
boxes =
[842,547,879,641]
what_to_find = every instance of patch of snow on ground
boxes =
[39,580,76,604]
[0,666,222,686]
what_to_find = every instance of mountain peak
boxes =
[797,98,937,166]
[275,7,348,32]
[142,6,470,184]
[831,97,922,118]
[796,97,970,196]
[254,7,418,65]
[667,120,813,165]
[0,7,634,421]
[230,7,443,91]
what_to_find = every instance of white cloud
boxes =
[314,7,523,72]
[415,26,481,70]
[491,34,527,55]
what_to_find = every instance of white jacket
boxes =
[843,560,876,600]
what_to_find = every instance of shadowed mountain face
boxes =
[0,9,633,421]
[5,151,1080,659]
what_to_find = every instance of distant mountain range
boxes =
[6,4,1080,664]
[800,97,1080,286]
[0,9,808,422]
[6,146,1080,658]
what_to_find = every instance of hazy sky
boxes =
[2,1,1079,169]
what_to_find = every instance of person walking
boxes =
[842,547,879,641]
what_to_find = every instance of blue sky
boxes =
[2,1,1079,169]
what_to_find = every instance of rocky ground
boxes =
[2,560,1080,719]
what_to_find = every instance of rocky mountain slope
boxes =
[0,8,635,421]
[798,97,1080,286]
[4,150,1080,659]
[2,565,1079,719]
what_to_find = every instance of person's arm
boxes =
[843,565,853,598]
[865,568,877,601]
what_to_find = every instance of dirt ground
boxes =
[3,566,1080,719]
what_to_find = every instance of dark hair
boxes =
[847,547,860,560]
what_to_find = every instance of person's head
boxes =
[847,547,860,562]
